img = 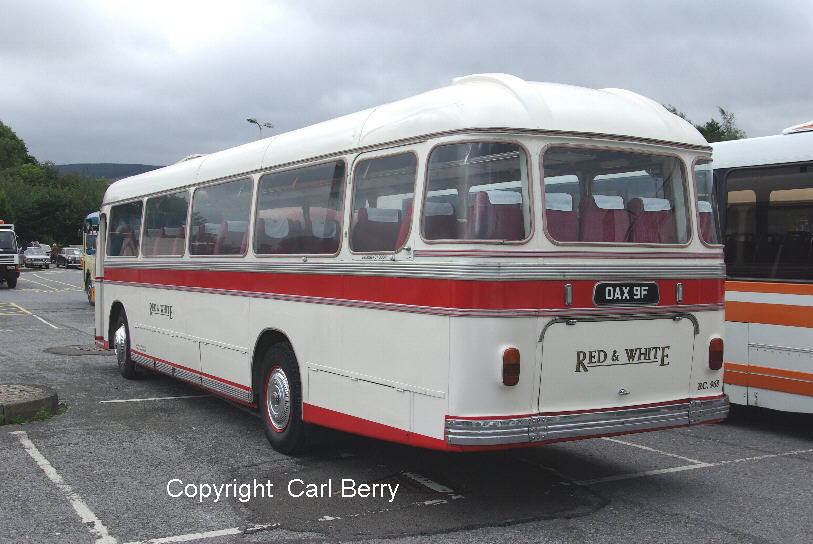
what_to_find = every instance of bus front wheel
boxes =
[259,343,308,454]
[113,310,137,379]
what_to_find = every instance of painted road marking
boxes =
[5,302,60,329]
[18,276,59,291]
[576,448,813,485]
[32,272,82,288]
[601,437,706,464]
[121,524,278,544]
[402,472,455,493]
[10,430,117,543]
[100,395,210,404]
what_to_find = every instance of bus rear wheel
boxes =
[6,278,16,288]
[113,309,137,379]
[259,343,308,454]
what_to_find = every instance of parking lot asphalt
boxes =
[1,268,811,544]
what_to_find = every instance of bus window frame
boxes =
[419,138,534,245]
[692,156,724,249]
[254,158,348,259]
[349,149,419,255]
[539,142,693,248]
[188,176,254,259]
[106,198,145,258]
[142,188,191,258]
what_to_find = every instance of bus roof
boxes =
[104,73,708,205]
[85,211,100,225]
[712,126,813,170]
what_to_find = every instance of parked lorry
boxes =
[0,221,20,288]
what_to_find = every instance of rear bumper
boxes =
[445,395,729,447]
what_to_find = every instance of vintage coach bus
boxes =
[713,122,813,414]
[94,74,728,453]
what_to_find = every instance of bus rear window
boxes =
[108,201,143,257]
[542,147,689,244]
[423,142,530,241]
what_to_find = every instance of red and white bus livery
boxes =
[95,74,728,453]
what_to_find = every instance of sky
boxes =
[1,0,811,166]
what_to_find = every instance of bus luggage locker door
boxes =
[537,316,696,413]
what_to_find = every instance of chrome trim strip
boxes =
[133,349,253,403]
[445,396,729,446]
[104,260,725,281]
[104,280,723,318]
[749,343,813,356]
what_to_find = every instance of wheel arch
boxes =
[251,328,298,404]
[108,300,125,346]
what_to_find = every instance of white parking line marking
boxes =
[10,430,117,544]
[122,524,277,544]
[32,314,60,329]
[402,472,455,493]
[577,447,813,485]
[100,395,210,404]
[601,437,706,464]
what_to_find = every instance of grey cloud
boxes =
[1,0,811,165]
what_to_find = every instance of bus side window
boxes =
[350,153,417,253]
[142,190,189,256]
[107,201,143,257]
[255,161,346,255]
[190,178,252,256]
[424,142,530,241]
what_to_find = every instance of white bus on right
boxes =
[713,121,813,413]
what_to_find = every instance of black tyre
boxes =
[113,309,137,379]
[6,278,17,289]
[259,343,308,454]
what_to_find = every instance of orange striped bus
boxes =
[713,122,813,413]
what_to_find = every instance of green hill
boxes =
[56,163,163,182]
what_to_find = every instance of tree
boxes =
[0,119,107,244]
[0,120,37,169]
[664,105,746,143]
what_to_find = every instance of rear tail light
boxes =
[502,348,520,386]
[709,337,724,370]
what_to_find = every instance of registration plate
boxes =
[594,282,659,306]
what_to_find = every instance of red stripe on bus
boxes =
[103,268,723,310]
[303,403,450,450]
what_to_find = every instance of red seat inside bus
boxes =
[627,197,676,243]
[467,190,524,240]
[545,192,579,242]
[352,208,402,252]
[212,220,248,255]
[580,195,630,243]
[697,200,716,243]
[423,201,458,240]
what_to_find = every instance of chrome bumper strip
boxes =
[445,396,729,446]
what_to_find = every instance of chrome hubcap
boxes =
[267,368,291,431]
[114,324,127,366]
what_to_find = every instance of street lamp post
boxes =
[246,118,274,138]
